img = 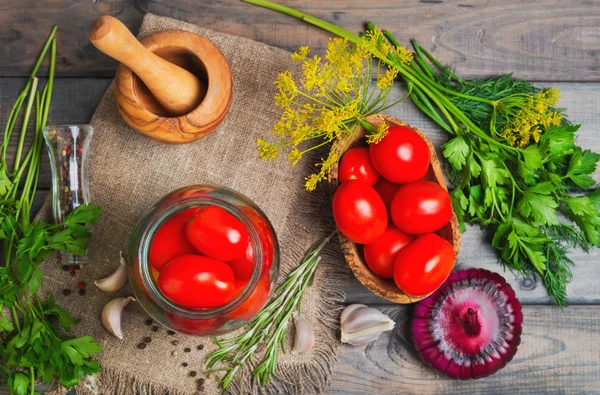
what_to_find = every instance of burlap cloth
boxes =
[38,13,348,395]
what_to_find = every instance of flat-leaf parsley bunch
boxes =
[0,27,103,394]
[246,0,600,307]
[257,35,413,190]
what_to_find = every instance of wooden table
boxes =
[2,1,599,393]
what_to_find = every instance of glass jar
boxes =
[128,185,279,336]
[43,124,93,265]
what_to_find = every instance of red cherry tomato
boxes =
[158,254,235,309]
[172,207,201,221]
[227,277,271,321]
[391,181,452,234]
[393,233,455,296]
[332,180,387,244]
[373,178,400,215]
[149,218,197,271]
[363,225,413,279]
[339,147,380,186]
[186,206,249,261]
[369,125,431,183]
[166,311,225,336]
[228,240,254,281]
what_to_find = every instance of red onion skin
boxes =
[412,268,523,380]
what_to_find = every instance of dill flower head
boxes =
[258,37,410,191]
[499,88,563,148]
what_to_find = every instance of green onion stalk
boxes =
[244,0,600,308]
[243,0,517,153]
[0,27,103,394]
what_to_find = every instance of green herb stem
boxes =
[206,233,333,390]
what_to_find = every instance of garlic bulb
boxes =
[292,313,315,353]
[340,304,395,346]
[102,296,136,339]
[95,251,128,292]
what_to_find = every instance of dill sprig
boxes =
[256,37,412,191]
[244,0,600,307]
[206,234,333,390]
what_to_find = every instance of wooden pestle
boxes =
[89,16,206,116]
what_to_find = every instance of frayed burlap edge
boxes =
[43,13,350,394]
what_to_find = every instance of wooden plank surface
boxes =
[331,305,600,394]
[1,0,600,80]
[3,78,598,304]
[2,1,600,394]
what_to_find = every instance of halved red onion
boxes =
[412,268,522,379]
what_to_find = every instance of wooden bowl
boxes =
[328,114,462,304]
[114,30,233,144]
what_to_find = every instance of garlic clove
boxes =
[292,313,315,354]
[340,304,395,347]
[102,296,136,339]
[340,303,367,326]
[95,251,128,292]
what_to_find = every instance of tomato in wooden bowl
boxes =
[328,114,462,304]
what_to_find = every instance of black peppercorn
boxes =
[62,289,71,296]
[182,362,188,367]
[197,378,205,385]
[78,289,86,296]
[197,344,204,351]
[189,371,197,377]
[167,330,176,335]
[172,340,180,346]
[143,337,152,343]
[137,343,147,350]
[62,265,70,271]
[145,319,153,326]
[151,326,159,332]
[184,347,191,353]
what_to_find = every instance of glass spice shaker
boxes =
[43,125,93,265]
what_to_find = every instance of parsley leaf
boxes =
[563,196,600,246]
[518,182,559,225]
[566,148,600,189]
[443,136,470,170]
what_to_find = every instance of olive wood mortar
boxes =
[90,16,232,144]
[328,114,462,304]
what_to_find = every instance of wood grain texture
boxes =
[2,79,600,304]
[0,78,111,189]
[331,305,600,394]
[2,0,600,80]
[0,0,143,77]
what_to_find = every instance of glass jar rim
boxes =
[135,186,269,319]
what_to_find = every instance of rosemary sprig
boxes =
[206,233,334,390]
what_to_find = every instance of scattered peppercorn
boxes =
[197,345,204,351]
[62,265,69,272]
[137,343,147,350]
[197,378,205,385]
[151,326,159,332]
[167,330,176,335]
[189,371,197,377]
[143,337,152,343]
[78,289,86,296]
[145,319,153,326]
[182,362,188,367]
[172,340,180,346]
[184,347,191,353]
[62,289,71,296]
